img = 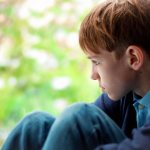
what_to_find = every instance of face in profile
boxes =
[87,49,137,100]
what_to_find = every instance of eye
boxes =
[92,60,100,65]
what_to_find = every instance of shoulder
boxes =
[94,91,134,109]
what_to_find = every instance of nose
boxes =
[91,66,100,80]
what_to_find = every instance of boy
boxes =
[2,0,150,149]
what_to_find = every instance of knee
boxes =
[55,102,107,128]
[2,112,55,150]
[14,111,55,135]
[55,103,93,126]
[61,102,100,118]
[22,111,54,122]
[62,102,87,117]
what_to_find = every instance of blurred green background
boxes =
[0,0,101,146]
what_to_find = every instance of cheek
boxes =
[99,67,129,90]
[97,71,115,89]
[108,70,135,99]
[98,67,116,83]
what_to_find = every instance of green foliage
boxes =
[0,0,100,128]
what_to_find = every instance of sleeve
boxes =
[95,117,150,150]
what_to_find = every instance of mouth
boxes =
[101,87,105,91]
[99,85,105,91]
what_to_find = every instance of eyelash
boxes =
[92,60,100,65]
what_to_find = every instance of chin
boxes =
[107,93,121,101]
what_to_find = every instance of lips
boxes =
[99,84,105,91]
[101,87,105,91]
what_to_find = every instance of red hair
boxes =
[79,0,150,58]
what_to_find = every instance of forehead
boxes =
[85,47,103,57]
[86,48,119,62]
[85,48,108,59]
[87,55,101,60]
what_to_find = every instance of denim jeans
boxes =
[2,103,126,150]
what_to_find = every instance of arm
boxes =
[95,117,150,150]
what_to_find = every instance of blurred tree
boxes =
[0,0,100,129]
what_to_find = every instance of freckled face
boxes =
[87,50,137,100]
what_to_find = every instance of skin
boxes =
[86,45,150,100]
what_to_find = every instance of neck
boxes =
[134,62,150,97]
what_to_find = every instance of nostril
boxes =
[91,73,100,80]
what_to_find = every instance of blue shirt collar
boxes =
[134,90,150,107]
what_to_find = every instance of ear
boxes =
[126,45,144,71]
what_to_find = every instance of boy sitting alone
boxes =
[2,0,150,149]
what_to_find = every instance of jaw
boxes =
[132,70,150,97]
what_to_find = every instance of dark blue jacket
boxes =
[94,92,150,150]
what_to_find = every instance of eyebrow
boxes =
[87,56,100,59]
